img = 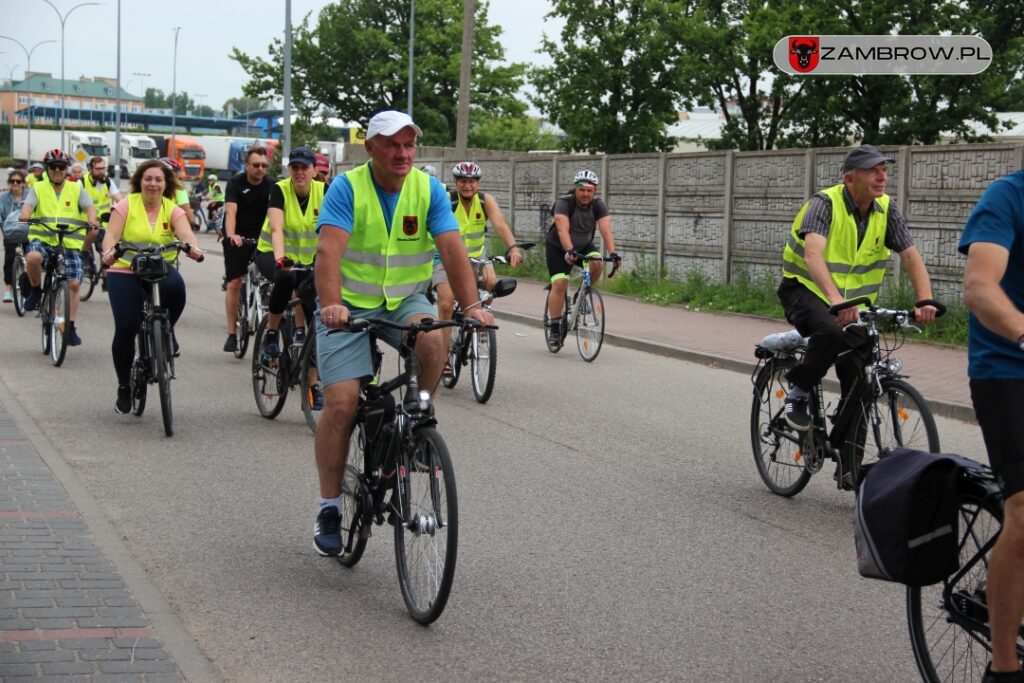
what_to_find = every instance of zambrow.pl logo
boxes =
[774,35,992,75]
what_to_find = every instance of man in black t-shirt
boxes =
[222,146,273,353]
[544,169,620,348]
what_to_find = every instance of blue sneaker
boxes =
[313,505,342,556]
[66,322,82,346]
[23,289,40,312]
[262,330,280,360]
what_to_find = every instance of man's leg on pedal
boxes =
[222,240,253,352]
[63,250,84,345]
[545,243,571,346]
[971,379,1024,679]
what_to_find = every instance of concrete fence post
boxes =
[656,153,667,272]
[722,150,735,284]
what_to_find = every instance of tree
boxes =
[230,0,526,146]
[143,88,214,117]
[530,1,683,153]
[467,114,561,151]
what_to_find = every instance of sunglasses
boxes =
[47,163,68,170]
[249,162,268,169]
[9,179,24,185]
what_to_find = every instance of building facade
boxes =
[1,72,143,128]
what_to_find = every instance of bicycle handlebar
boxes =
[114,240,205,263]
[24,218,87,234]
[469,241,536,267]
[569,252,620,278]
[327,315,495,336]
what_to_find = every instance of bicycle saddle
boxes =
[757,330,808,353]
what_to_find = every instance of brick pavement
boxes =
[0,404,186,681]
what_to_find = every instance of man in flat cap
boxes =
[777,144,938,484]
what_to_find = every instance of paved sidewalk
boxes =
[0,380,214,681]
[494,279,974,422]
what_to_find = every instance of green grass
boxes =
[497,244,967,348]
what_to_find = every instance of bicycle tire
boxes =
[441,331,461,389]
[153,318,174,437]
[251,317,288,418]
[12,256,26,317]
[79,253,97,302]
[233,279,250,359]
[299,333,321,434]
[50,280,71,367]
[471,327,497,404]
[337,424,368,568]
[576,288,605,362]
[40,288,51,355]
[844,379,940,487]
[750,358,812,497]
[131,352,147,417]
[907,483,1009,682]
[394,427,458,625]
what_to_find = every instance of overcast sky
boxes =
[3,0,561,115]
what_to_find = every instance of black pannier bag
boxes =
[854,448,982,586]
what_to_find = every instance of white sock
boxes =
[319,497,342,513]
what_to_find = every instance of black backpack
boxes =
[854,448,981,586]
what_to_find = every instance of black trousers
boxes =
[777,278,869,395]
[255,251,314,319]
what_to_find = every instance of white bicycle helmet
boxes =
[573,169,599,186]
[452,161,482,179]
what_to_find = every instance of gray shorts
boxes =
[315,293,437,387]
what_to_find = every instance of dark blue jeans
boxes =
[106,268,186,386]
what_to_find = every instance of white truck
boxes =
[103,132,159,178]
[12,128,110,167]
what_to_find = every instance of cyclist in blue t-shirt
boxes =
[959,168,1024,683]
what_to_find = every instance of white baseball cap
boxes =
[366,110,423,140]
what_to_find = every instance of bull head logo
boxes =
[789,36,820,73]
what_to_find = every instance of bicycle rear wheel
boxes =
[251,317,288,418]
[907,483,1008,682]
[79,253,97,302]
[575,288,605,362]
[394,427,458,625]
[844,379,940,486]
[441,332,461,389]
[471,327,497,404]
[299,334,321,434]
[152,318,174,437]
[131,352,147,417]
[337,424,368,568]
[50,281,71,367]
[234,283,250,359]
[750,358,811,497]
[12,256,26,317]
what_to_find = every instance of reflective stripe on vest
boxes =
[113,194,178,269]
[84,175,111,226]
[257,178,323,265]
[781,184,891,305]
[340,163,434,311]
[29,178,88,249]
[454,192,486,258]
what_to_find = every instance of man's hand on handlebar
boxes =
[830,298,860,327]
[464,306,495,327]
[321,304,350,330]
[913,303,939,325]
[507,246,522,268]
[229,234,244,247]
[564,249,580,266]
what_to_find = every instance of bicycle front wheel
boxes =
[234,287,250,360]
[130,351,147,417]
[12,256,26,317]
[471,327,497,403]
[907,484,1007,682]
[152,318,174,437]
[50,281,71,367]
[251,317,288,418]
[575,288,605,362]
[337,424,368,568]
[394,427,458,625]
[750,358,811,497]
[299,334,321,434]
[844,379,939,486]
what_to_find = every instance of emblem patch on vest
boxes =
[65,201,71,207]
[476,212,482,219]
[163,222,171,233]
[313,208,319,217]
[402,216,418,236]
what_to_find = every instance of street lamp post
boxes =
[132,71,150,101]
[4,63,19,157]
[42,0,103,153]
[0,36,56,164]
[171,27,181,156]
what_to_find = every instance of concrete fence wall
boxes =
[342,142,1024,300]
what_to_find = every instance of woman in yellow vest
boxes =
[100,160,202,415]
[254,146,323,359]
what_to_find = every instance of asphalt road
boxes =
[0,234,989,682]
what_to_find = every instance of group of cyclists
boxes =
[5,112,1024,679]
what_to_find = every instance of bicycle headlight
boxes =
[418,390,431,411]
[887,358,903,375]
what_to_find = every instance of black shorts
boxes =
[224,240,257,281]
[970,378,1024,497]
[545,241,597,281]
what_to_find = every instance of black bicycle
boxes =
[906,463,1022,682]
[751,298,945,495]
[334,315,489,624]
[115,240,204,437]
[441,242,533,403]
[26,219,86,367]
[251,266,320,433]
[542,253,619,362]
